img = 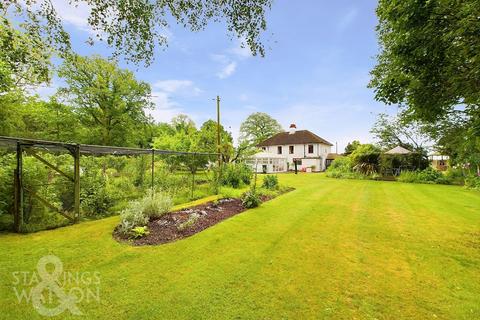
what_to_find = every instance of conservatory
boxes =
[246,152,287,173]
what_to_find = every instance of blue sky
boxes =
[37,0,392,152]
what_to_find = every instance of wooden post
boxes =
[216,96,222,194]
[73,144,80,222]
[14,143,23,232]
[191,153,195,200]
[216,96,221,167]
[151,149,155,193]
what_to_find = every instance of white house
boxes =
[248,124,333,173]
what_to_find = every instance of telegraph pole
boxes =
[216,95,221,166]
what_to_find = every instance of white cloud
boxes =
[217,62,237,79]
[148,79,202,122]
[49,0,95,35]
[211,39,252,79]
[153,80,201,94]
[147,91,183,122]
[228,40,252,59]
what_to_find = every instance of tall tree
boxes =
[370,113,430,152]
[2,0,272,65]
[344,140,361,155]
[370,0,480,123]
[0,95,81,141]
[197,120,234,162]
[58,55,153,146]
[423,113,480,174]
[171,114,196,135]
[153,118,207,174]
[239,112,283,152]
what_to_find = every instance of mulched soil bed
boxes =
[114,187,294,246]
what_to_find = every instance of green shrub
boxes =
[153,167,189,196]
[326,156,351,174]
[398,167,452,185]
[177,213,200,231]
[350,144,381,175]
[262,175,279,190]
[325,157,371,180]
[219,186,243,199]
[242,190,261,208]
[465,174,480,190]
[444,169,466,185]
[118,191,173,235]
[0,214,14,231]
[80,173,114,217]
[0,153,15,216]
[221,163,253,188]
[140,190,173,219]
[130,226,150,238]
[118,201,149,235]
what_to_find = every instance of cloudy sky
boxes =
[37,0,393,152]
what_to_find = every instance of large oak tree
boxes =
[58,55,153,146]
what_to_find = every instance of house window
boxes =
[289,145,294,154]
[262,147,266,151]
[277,146,282,154]
[308,145,314,154]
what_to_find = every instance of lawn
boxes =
[1,174,479,319]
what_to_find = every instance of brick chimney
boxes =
[289,123,296,134]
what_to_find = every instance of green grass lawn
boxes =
[1,174,479,319]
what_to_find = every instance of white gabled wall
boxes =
[261,143,331,171]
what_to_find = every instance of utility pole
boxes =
[216,95,221,166]
[336,142,338,154]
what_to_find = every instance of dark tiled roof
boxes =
[257,130,333,147]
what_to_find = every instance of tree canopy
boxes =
[344,140,361,155]
[239,112,283,151]
[0,17,52,93]
[153,116,232,172]
[370,113,430,152]
[2,0,273,65]
[370,0,480,123]
[58,55,153,146]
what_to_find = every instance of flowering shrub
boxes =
[242,190,261,208]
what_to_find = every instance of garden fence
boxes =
[0,136,219,233]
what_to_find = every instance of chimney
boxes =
[289,123,296,134]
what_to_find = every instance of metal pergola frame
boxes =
[0,136,218,233]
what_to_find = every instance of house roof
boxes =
[257,130,333,147]
[385,146,412,155]
[326,153,342,160]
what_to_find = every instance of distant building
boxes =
[325,153,342,169]
[429,154,449,171]
[248,124,333,173]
